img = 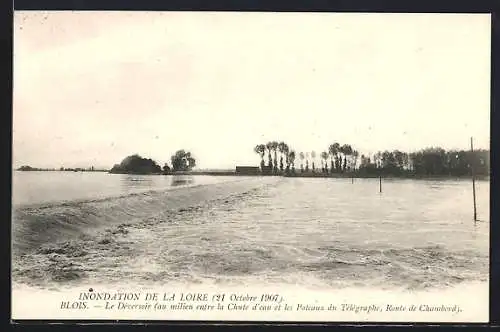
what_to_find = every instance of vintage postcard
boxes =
[12,11,490,322]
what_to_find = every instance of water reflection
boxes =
[121,175,154,193]
[171,175,194,187]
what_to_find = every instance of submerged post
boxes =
[379,175,382,193]
[471,137,477,222]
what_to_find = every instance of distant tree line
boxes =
[17,165,107,172]
[254,141,361,175]
[358,147,489,177]
[17,166,44,171]
[109,150,196,175]
[254,141,489,177]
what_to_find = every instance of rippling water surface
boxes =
[12,172,489,292]
[12,171,233,206]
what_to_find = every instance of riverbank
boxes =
[18,169,489,181]
[170,171,490,181]
[15,169,109,172]
[284,172,490,181]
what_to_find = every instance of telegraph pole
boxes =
[379,163,382,193]
[471,137,477,222]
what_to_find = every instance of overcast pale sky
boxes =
[13,12,491,169]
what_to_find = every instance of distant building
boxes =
[235,166,260,175]
[260,165,273,175]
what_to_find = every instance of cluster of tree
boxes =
[253,142,489,177]
[110,155,162,174]
[169,150,196,172]
[253,141,360,175]
[358,148,489,177]
[17,165,45,171]
[254,141,296,174]
[307,143,359,174]
[109,150,197,175]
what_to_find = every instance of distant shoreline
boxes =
[109,170,489,181]
[190,171,490,181]
[14,169,109,172]
[14,169,489,181]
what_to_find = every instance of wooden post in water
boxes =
[471,137,477,222]
[379,174,382,193]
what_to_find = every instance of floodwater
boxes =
[12,172,489,292]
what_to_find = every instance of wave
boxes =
[12,176,488,291]
[12,177,278,255]
[13,228,488,290]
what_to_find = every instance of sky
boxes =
[13,12,491,170]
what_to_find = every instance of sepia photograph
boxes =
[11,11,490,322]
